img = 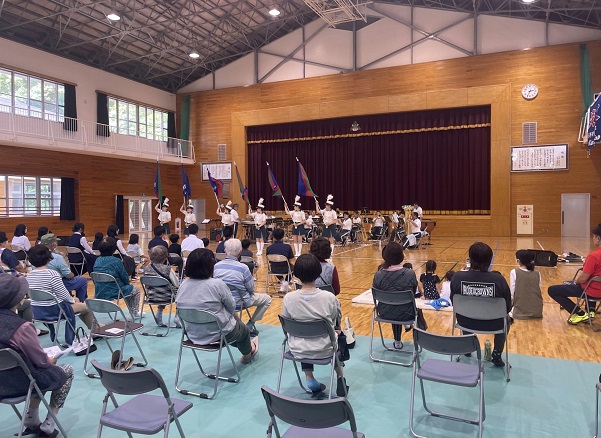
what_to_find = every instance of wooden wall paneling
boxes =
[388,93,428,112]
[426,88,468,109]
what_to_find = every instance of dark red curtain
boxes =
[247,106,490,212]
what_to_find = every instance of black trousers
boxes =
[459,316,510,353]
[548,283,597,315]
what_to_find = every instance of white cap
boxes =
[257,198,265,209]
[326,194,334,206]
[162,197,170,208]
[294,195,301,207]
[225,200,233,210]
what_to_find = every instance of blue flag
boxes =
[588,94,601,151]
[208,170,223,198]
[153,160,162,200]
[181,164,191,198]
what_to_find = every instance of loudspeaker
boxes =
[210,228,222,242]
[529,249,558,267]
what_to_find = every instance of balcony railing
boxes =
[0,105,195,163]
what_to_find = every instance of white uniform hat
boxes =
[187,200,194,209]
[162,197,170,208]
[225,200,233,211]
[257,198,265,209]
[326,194,334,206]
[294,195,301,207]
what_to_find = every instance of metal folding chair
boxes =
[225,284,256,333]
[0,349,68,438]
[83,298,147,379]
[452,294,511,382]
[595,375,601,438]
[90,272,130,317]
[410,328,485,438]
[175,308,241,399]
[66,247,86,276]
[266,254,293,295]
[276,314,345,399]
[567,274,601,331]
[215,252,227,261]
[369,288,418,367]
[261,385,364,438]
[91,360,192,438]
[140,275,177,337]
[29,289,78,348]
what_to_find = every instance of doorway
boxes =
[126,197,154,237]
[561,193,590,237]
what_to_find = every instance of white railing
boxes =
[0,105,195,162]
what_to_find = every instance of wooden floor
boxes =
[109,235,598,362]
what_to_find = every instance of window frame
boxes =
[0,175,62,217]
[107,96,169,141]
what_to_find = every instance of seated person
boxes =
[142,246,180,327]
[216,226,234,254]
[27,245,94,345]
[148,226,168,251]
[372,242,421,349]
[127,233,148,266]
[0,231,27,275]
[309,237,340,295]
[401,212,422,249]
[175,248,258,363]
[510,250,543,319]
[338,212,352,244]
[168,234,182,256]
[201,237,215,261]
[67,222,98,274]
[0,275,74,437]
[266,228,295,291]
[419,260,441,300]
[213,239,272,335]
[371,212,384,239]
[390,212,406,243]
[440,270,454,302]
[450,242,512,367]
[240,239,256,274]
[107,225,136,279]
[91,232,104,251]
[93,238,143,318]
[35,226,50,246]
[549,224,601,324]
[43,233,89,303]
[282,254,348,397]
[181,224,205,252]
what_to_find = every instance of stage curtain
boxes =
[59,177,76,220]
[247,106,490,212]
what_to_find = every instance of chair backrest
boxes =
[413,328,480,358]
[278,314,336,343]
[215,253,227,261]
[0,348,30,374]
[86,298,123,315]
[66,246,83,255]
[177,308,222,327]
[169,252,180,259]
[585,276,601,291]
[317,284,335,293]
[126,251,139,259]
[11,244,25,252]
[453,294,507,321]
[240,256,254,263]
[91,360,169,398]
[181,250,191,258]
[267,254,288,263]
[28,289,59,305]
[371,288,415,306]
[140,275,172,289]
[261,386,360,436]
[91,272,119,285]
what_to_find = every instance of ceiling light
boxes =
[521,0,536,3]
[269,8,281,16]
[106,13,121,21]
[189,51,200,59]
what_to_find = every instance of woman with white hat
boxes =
[180,201,197,236]
[217,200,235,232]
[154,198,172,234]
[248,198,268,256]
[315,195,339,256]
[285,195,305,257]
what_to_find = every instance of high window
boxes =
[0,176,61,217]
[108,97,169,141]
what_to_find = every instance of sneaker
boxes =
[590,312,596,319]
[36,328,49,337]
[491,351,505,367]
[568,312,591,324]
[279,281,290,293]
[134,311,147,319]
[393,340,403,350]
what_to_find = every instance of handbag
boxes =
[337,331,351,362]
[342,316,356,349]
[416,309,428,331]
[72,327,97,356]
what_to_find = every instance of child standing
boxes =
[510,250,543,319]
[440,270,454,301]
[419,260,441,300]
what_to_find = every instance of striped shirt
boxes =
[27,269,74,306]
[213,256,254,308]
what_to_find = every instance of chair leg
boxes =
[291,361,311,394]
[35,383,67,438]
[173,415,186,438]
[595,384,600,438]
[276,343,286,393]
[127,330,148,367]
[409,365,426,438]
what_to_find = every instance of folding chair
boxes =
[410,329,485,438]
[595,375,601,438]
[226,284,256,333]
[0,349,68,438]
[261,385,364,438]
[90,272,130,318]
[91,360,192,438]
[10,245,28,264]
[266,254,293,294]
[66,247,87,276]
[215,253,227,261]
[567,274,601,331]
[369,288,418,367]
[452,294,511,382]
[276,314,346,399]
[140,276,177,337]
[29,289,78,348]
[83,298,147,379]
[175,308,241,399]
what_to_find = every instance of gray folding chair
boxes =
[175,308,241,399]
[0,349,68,438]
[29,289,78,348]
[226,284,256,333]
[90,272,130,318]
[568,275,601,331]
[140,276,177,337]
[452,294,511,382]
[215,252,227,261]
[91,360,192,438]
[276,314,345,399]
[410,329,485,438]
[266,255,293,295]
[261,385,365,438]
[369,288,418,367]
[83,298,147,379]
[595,375,601,438]
[66,247,86,276]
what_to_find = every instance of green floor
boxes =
[1,322,599,437]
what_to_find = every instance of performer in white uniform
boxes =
[315,194,339,255]
[155,198,172,234]
[248,198,268,255]
[180,201,197,235]
[402,211,422,249]
[339,212,353,244]
[286,195,305,257]
[371,211,384,239]
[217,201,235,230]
[413,202,423,219]
[351,211,362,242]
[231,203,240,238]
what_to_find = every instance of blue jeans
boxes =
[62,276,88,302]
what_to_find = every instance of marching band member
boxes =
[180,201,197,235]
[340,212,353,245]
[371,211,384,239]
[402,211,422,249]
[248,198,268,255]
[286,195,305,257]
[351,211,362,242]
[413,202,423,219]
[217,200,235,231]
[154,198,172,234]
[315,195,338,256]
[231,203,240,237]
[304,212,314,242]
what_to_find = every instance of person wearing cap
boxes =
[180,202,196,236]
[0,274,75,437]
[217,200,235,232]
[315,194,339,256]
[155,198,172,235]
[286,195,306,257]
[27,245,94,344]
[231,203,240,238]
[0,230,27,275]
[248,199,268,256]
[42,234,89,303]
[67,222,97,274]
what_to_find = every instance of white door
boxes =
[561,193,590,237]
[127,197,154,236]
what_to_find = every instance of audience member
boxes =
[419,260,441,300]
[241,239,253,258]
[440,270,454,301]
[67,222,97,274]
[107,225,136,279]
[91,232,104,251]
[42,234,88,302]
[0,231,26,275]
[127,234,148,269]
[309,237,340,295]
[35,226,50,246]
[216,226,234,254]
[266,228,295,292]
[12,223,31,252]
[142,246,180,328]
[510,250,543,319]
[168,234,182,256]
[181,224,204,252]
[148,226,168,250]
[201,237,215,261]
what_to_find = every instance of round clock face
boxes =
[522,84,539,100]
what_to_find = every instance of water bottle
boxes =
[484,339,492,361]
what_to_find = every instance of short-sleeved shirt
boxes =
[0,248,20,274]
[582,247,601,297]
[420,273,441,300]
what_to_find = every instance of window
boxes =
[0,175,61,217]
[108,97,168,141]
[0,68,64,121]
